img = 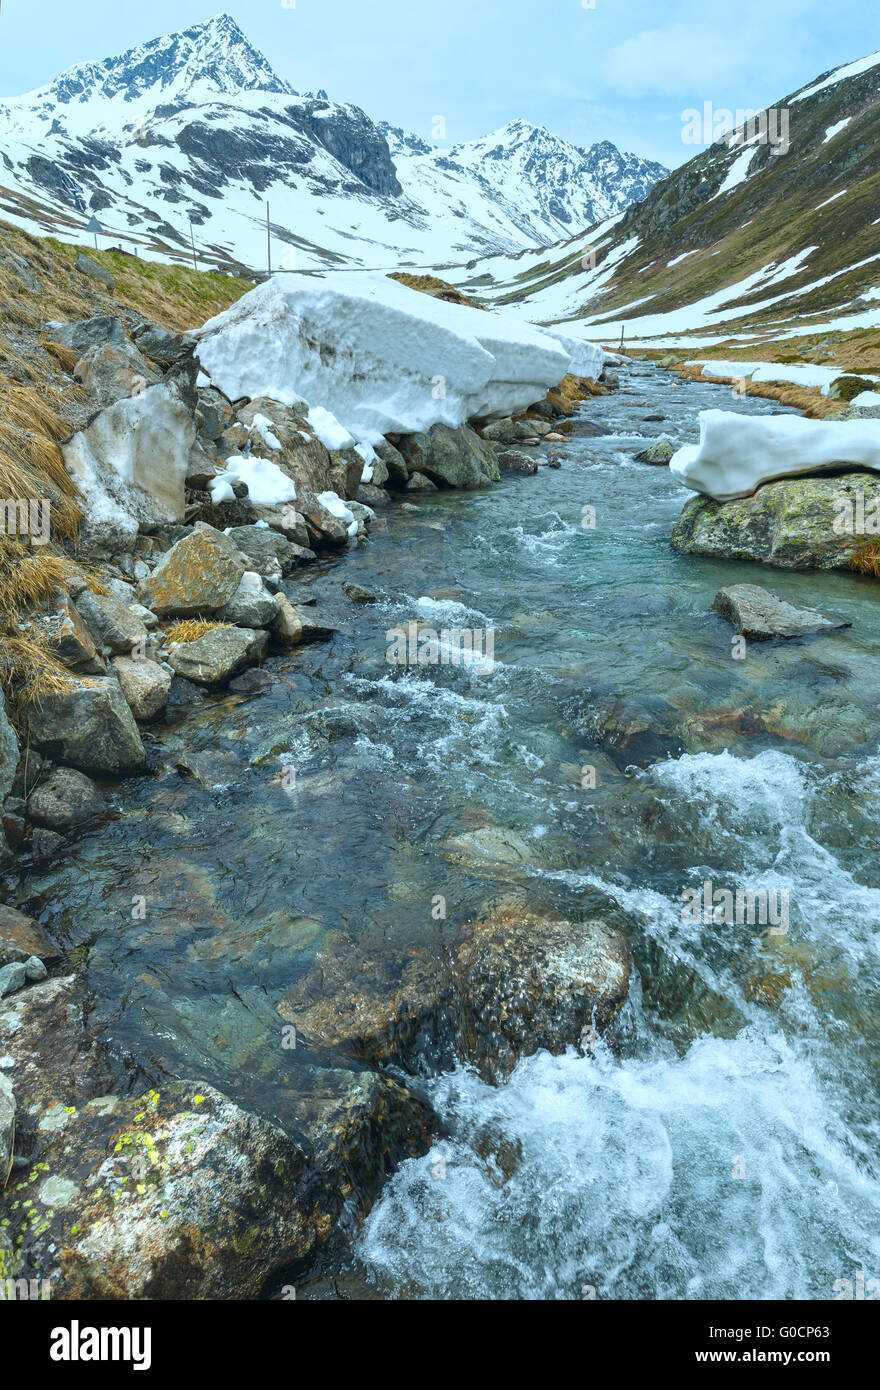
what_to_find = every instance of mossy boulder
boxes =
[398,423,499,489]
[671,470,880,570]
[827,375,877,402]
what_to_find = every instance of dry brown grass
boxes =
[388,272,485,309]
[165,619,229,644]
[670,362,846,419]
[850,542,880,578]
[0,632,74,714]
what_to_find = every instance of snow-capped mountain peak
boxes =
[8,13,292,129]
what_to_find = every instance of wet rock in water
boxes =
[271,594,304,647]
[356,483,390,508]
[297,609,339,643]
[112,654,172,721]
[30,827,66,864]
[635,437,676,465]
[671,470,880,571]
[166,675,208,712]
[218,571,280,628]
[342,581,377,603]
[711,584,852,640]
[563,690,686,770]
[0,970,433,1299]
[74,589,150,655]
[297,490,352,547]
[73,341,159,408]
[405,471,438,492]
[281,907,631,1082]
[23,677,146,775]
[137,523,245,617]
[498,449,539,475]
[229,668,275,695]
[482,417,550,446]
[566,418,607,437]
[0,904,61,967]
[399,423,499,489]
[26,766,107,831]
[167,626,268,687]
[444,825,539,866]
[176,749,243,789]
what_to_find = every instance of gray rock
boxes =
[44,315,124,355]
[112,654,172,721]
[297,609,339,643]
[73,341,159,408]
[24,956,48,983]
[0,1071,13,1180]
[342,582,377,603]
[27,766,107,831]
[224,525,299,576]
[375,439,409,486]
[0,685,20,806]
[30,827,66,863]
[0,961,27,998]
[75,254,115,290]
[74,589,150,654]
[711,584,852,640]
[405,471,438,492]
[132,321,197,365]
[23,678,146,775]
[167,626,268,688]
[399,423,499,489]
[218,571,280,628]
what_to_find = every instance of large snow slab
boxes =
[194,274,571,443]
[670,409,880,500]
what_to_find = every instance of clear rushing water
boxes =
[10,364,880,1299]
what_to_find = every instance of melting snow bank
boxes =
[194,273,579,445]
[670,409,880,500]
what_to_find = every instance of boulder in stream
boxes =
[711,584,851,640]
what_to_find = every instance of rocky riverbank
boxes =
[0,273,624,1297]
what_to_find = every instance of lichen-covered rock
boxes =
[112,655,172,721]
[23,677,146,775]
[399,423,499,489]
[636,436,676,465]
[671,470,880,570]
[26,766,107,831]
[44,315,124,355]
[137,523,245,617]
[271,594,304,646]
[0,976,433,1299]
[281,906,632,1082]
[167,626,267,687]
[498,449,538,475]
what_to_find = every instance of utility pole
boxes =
[188,219,198,273]
[266,201,272,277]
[619,325,625,353]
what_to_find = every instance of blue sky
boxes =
[1,0,878,166]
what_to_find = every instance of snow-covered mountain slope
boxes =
[447,48,880,350]
[0,14,666,274]
[381,120,666,250]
